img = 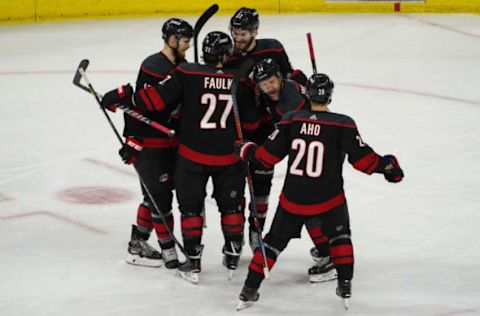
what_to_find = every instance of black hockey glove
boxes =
[119,137,143,164]
[101,84,135,112]
[234,140,257,161]
[383,155,404,183]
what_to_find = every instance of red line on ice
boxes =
[84,158,135,177]
[0,211,107,234]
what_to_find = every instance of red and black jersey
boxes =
[123,52,179,147]
[225,38,294,77]
[135,63,242,166]
[243,79,311,144]
[248,109,387,216]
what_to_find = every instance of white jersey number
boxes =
[289,139,325,178]
[200,93,233,129]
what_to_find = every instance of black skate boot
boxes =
[126,225,162,267]
[308,249,337,283]
[236,286,260,311]
[160,243,179,269]
[178,245,204,284]
[336,279,352,309]
[222,241,242,280]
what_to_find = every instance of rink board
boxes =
[1,0,479,24]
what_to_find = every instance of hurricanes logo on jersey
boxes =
[159,173,170,183]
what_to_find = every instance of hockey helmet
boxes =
[230,7,259,31]
[162,18,193,40]
[253,58,282,82]
[306,73,334,104]
[202,31,233,63]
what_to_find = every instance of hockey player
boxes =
[101,18,193,269]
[224,7,308,256]
[245,58,337,283]
[225,7,307,85]
[234,73,404,310]
[101,31,248,284]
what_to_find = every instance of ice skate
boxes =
[126,225,162,267]
[308,251,337,283]
[223,241,242,280]
[336,279,351,310]
[236,286,259,311]
[162,245,179,269]
[177,245,203,284]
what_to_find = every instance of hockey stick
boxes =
[73,60,175,137]
[306,33,317,74]
[230,59,270,279]
[192,4,218,228]
[73,59,190,262]
[194,4,219,63]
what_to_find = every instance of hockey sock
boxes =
[181,214,204,250]
[221,211,245,244]
[307,226,330,256]
[152,211,174,250]
[136,203,154,230]
[329,242,354,280]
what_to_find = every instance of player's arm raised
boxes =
[341,121,404,183]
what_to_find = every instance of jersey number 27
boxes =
[200,93,233,129]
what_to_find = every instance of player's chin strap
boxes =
[72,59,190,263]
[231,58,270,280]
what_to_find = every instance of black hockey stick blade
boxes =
[73,59,91,93]
[194,4,219,63]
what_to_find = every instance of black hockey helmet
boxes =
[306,73,335,104]
[162,18,193,41]
[202,31,233,64]
[253,58,282,82]
[230,7,259,31]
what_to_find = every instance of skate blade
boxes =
[236,300,255,311]
[341,298,349,310]
[227,269,235,281]
[126,253,162,267]
[177,270,199,284]
[309,270,338,283]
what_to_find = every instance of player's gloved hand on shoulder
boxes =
[101,84,135,112]
[234,140,257,161]
[383,155,404,183]
[119,137,143,164]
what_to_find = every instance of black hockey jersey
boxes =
[248,109,387,216]
[224,39,294,76]
[135,63,242,166]
[243,79,311,143]
[123,51,179,147]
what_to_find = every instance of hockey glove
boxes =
[119,137,143,164]
[101,84,135,112]
[234,140,257,161]
[383,155,404,183]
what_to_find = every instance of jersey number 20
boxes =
[289,139,324,178]
[200,93,233,129]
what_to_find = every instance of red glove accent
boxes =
[101,84,135,112]
[119,137,143,164]
[234,140,257,161]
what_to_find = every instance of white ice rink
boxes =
[1,12,480,316]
